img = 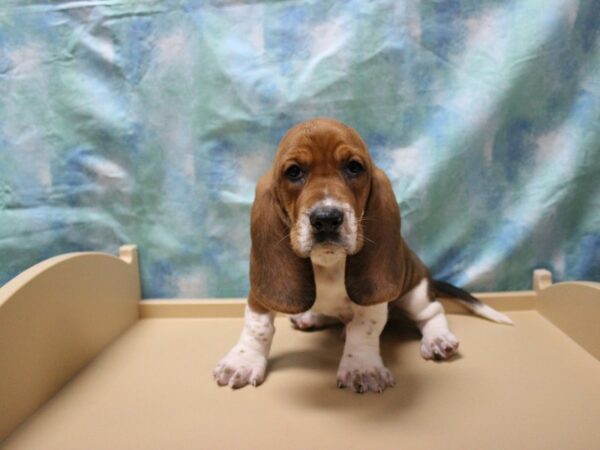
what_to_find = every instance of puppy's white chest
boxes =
[310,251,353,322]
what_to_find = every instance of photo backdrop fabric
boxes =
[1,0,599,298]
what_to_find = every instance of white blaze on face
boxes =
[294,197,358,256]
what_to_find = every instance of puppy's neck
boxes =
[309,245,349,319]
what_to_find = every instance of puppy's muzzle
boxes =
[309,207,344,243]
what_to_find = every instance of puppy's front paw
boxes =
[213,346,268,389]
[420,330,459,360]
[336,355,395,393]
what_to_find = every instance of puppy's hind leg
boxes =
[290,311,341,331]
[395,278,459,360]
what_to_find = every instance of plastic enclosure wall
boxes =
[535,274,600,361]
[1,249,599,444]
[0,246,141,440]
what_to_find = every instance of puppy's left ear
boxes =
[345,168,407,305]
[248,171,316,314]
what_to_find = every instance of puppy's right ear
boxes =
[248,171,315,314]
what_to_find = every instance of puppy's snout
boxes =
[310,207,344,233]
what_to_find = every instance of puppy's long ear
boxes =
[248,171,315,314]
[345,168,407,305]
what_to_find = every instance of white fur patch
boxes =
[213,306,275,388]
[295,211,313,256]
[336,302,394,393]
[398,278,460,360]
[461,301,514,325]
[295,197,358,256]
[306,248,394,392]
[290,310,340,330]
[310,246,352,322]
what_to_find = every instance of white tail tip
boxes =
[463,302,515,325]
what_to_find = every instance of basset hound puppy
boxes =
[214,118,512,393]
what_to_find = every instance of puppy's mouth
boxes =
[312,240,344,254]
[309,241,347,267]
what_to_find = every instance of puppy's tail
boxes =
[431,279,514,325]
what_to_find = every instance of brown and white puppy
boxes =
[213,118,512,393]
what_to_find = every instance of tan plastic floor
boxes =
[3,312,600,450]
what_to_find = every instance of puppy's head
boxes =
[271,118,372,260]
[250,118,405,313]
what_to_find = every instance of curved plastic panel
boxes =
[0,246,141,441]
[537,280,600,361]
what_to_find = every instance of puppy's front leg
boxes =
[337,302,395,393]
[213,302,275,388]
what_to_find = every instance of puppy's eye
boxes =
[284,164,304,182]
[345,160,364,176]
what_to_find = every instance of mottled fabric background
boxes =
[1,0,599,298]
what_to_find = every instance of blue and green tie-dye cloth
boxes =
[1,1,599,298]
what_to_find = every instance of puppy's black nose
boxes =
[310,208,344,233]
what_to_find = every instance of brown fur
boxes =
[249,118,431,313]
[346,167,430,305]
[249,170,315,314]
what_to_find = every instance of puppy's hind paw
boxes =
[420,331,459,360]
[290,311,340,331]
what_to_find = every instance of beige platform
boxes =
[1,246,599,450]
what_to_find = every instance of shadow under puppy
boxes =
[214,118,512,393]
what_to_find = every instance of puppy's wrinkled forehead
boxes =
[275,119,368,168]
